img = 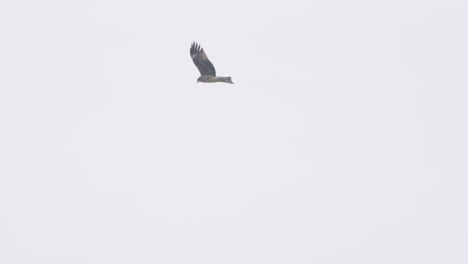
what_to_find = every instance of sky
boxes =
[0,0,467,263]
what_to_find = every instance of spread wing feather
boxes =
[190,42,216,76]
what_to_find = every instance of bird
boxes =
[190,42,233,84]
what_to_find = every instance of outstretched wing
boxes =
[190,42,216,76]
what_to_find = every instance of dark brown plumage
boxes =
[190,42,233,84]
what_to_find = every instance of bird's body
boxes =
[197,75,233,83]
[190,42,233,84]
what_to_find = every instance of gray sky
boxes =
[1,0,467,263]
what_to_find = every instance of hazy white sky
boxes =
[1,0,467,263]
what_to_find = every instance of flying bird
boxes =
[190,42,233,84]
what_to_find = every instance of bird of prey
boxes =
[190,42,233,84]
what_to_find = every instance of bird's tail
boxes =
[221,77,234,84]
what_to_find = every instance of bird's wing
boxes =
[190,42,216,76]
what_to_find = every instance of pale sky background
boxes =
[1,0,467,263]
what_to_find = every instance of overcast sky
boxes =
[1,1,467,263]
